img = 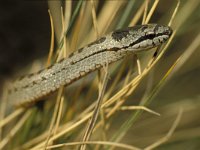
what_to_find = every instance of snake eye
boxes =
[146,33,155,39]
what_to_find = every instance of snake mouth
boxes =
[163,26,173,37]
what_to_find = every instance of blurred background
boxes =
[0,0,50,85]
[0,0,200,150]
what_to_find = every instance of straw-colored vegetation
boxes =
[1,0,200,150]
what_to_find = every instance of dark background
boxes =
[0,1,50,82]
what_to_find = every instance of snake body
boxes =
[8,24,172,107]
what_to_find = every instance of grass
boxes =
[1,0,200,150]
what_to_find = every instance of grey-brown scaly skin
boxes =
[8,24,172,107]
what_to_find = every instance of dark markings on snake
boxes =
[111,28,131,41]
[87,37,106,47]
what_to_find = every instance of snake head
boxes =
[111,24,173,52]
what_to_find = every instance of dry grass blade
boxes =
[84,0,124,43]
[0,110,31,149]
[130,1,145,26]
[144,0,159,24]
[45,10,54,67]
[81,69,109,150]
[39,141,141,150]
[70,2,85,53]
[53,96,64,135]
[0,108,24,128]
[48,0,62,43]
[144,109,183,150]
[120,106,160,116]
[168,0,180,27]
[0,82,9,136]
[30,113,92,150]
[64,0,72,33]
[43,86,64,149]
[90,0,99,38]
[142,0,149,24]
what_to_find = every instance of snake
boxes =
[7,24,173,107]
